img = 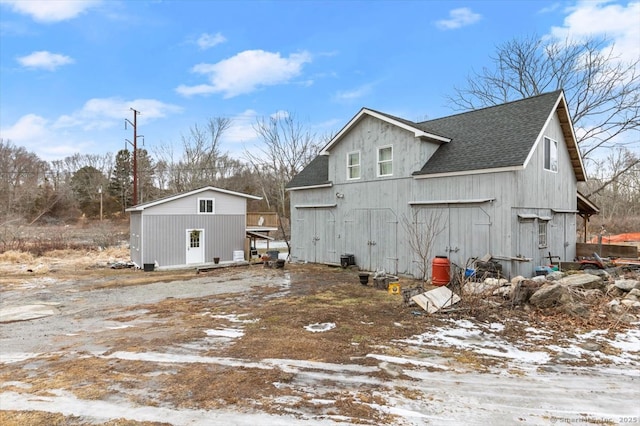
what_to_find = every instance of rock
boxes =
[558,274,604,290]
[511,275,525,285]
[628,288,640,297]
[511,280,543,306]
[608,299,623,314]
[624,293,639,302]
[580,342,600,352]
[530,283,572,308]
[584,269,610,279]
[621,299,640,310]
[614,279,640,292]
[562,302,590,318]
[578,289,604,301]
[547,271,565,281]
[607,284,626,298]
[493,286,512,298]
[617,313,638,324]
[531,275,548,283]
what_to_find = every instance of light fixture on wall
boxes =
[336,192,344,199]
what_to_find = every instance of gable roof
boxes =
[126,186,262,212]
[287,90,586,190]
[413,90,585,180]
[320,107,450,154]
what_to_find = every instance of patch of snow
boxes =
[204,328,244,338]
[304,322,336,333]
[0,352,42,364]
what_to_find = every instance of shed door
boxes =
[186,229,205,264]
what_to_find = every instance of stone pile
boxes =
[462,270,640,322]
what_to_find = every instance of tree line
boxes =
[1,34,638,237]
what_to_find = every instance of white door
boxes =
[186,229,205,264]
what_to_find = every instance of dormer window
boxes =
[377,145,393,177]
[544,137,558,172]
[347,151,361,180]
[198,198,215,214]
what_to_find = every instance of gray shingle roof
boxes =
[414,91,562,175]
[287,91,564,188]
[285,155,330,189]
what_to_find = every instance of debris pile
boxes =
[407,267,640,322]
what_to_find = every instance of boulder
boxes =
[614,279,640,292]
[606,284,626,298]
[608,299,623,314]
[531,275,548,283]
[546,271,565,281]
[511,280,543,306]
[510,275,526,285]
[530,283,572,308]
[558,274,605,290]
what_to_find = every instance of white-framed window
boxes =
[198,198,215,214]
[377,145,393,177]
[538,220,548,248]
[347,151,361,180]
[544,137,558,172]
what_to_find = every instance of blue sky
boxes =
[0,0,638,162]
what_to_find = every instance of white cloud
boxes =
[197,32,226,49]
[55,97,183,130]
[0,98,183,160]
[225,109,260,144]
[1,0,101,23]
[436,7,482,30]
[17,51,74,71]
[0,113,89,159]
[549,1,640,64]
[176,49,312,98]
[334,84,373,101]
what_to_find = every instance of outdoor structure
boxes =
[286,90,598,278]
[126,186,261,269]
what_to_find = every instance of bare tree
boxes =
[401,209,445,282]
[155,117,231,193]
[244,112,320,250]
[448,35,640,185]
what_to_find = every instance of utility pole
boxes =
[125,108,142,206]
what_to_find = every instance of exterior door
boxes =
[186,229,205,264]
[345,208,398,274]
[293,208,336,264]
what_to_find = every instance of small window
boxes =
[538,221,548,248]
[347,151,360,180]
[377,146,393,177]
[198,198,214,214]
[544,137,558,172]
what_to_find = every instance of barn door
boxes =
[345,209,397,274]
[186,229,205,264]
[293,208,336,264]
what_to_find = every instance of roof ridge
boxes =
[418,90,562,125]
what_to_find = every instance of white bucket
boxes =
[233,250,245,261]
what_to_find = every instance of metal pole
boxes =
[132,108,139,206]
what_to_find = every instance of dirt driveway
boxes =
[1,256,639,425]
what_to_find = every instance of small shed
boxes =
[126,186,262,269]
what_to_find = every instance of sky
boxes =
[0,0,638,163]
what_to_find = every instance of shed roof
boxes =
[125,186,262,212]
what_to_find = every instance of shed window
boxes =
[544,137,558,172]
[377,146,393,177]
[538,220,548,248]
[347,151,360,180]
[198,198,215,214]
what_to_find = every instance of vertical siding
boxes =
[129,212,142,266]
[142,215,245,267]
[290,111,579,279]
[144,190,248,215]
